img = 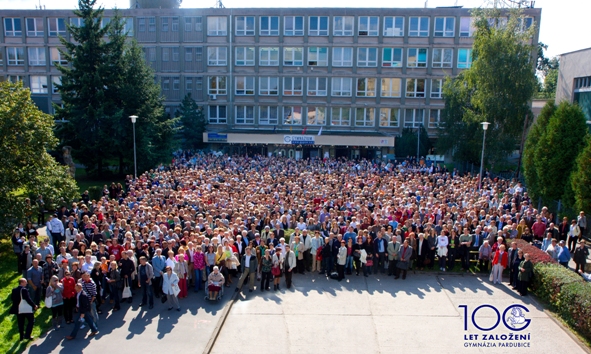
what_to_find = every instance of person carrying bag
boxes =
[10,278,38,341]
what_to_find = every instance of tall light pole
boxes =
[129,115,138,179]
[478,122,490,190]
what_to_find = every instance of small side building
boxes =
[556,47,591,121]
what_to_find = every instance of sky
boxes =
[4,0,590,58]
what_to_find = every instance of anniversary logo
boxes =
[459,304,532,349]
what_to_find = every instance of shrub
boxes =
[532,263,582,303]
[557,281,591,340]
[514,239,556,264]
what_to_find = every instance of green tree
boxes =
[571,138,591,215]
[523,101,556,200]
[395,126,432,159]
[534,101,588,203]
[438,9,538,166]
[544,65,559,96]
[0,81,78,234]
[55,0,111,176]
[177,93,206,150]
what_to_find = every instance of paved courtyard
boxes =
[25,272,587,354]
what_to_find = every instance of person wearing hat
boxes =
[557,240,571,268]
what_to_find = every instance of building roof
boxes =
[560,47,591,57]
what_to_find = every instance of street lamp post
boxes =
[129,115,138,179]
[478,122,490,190]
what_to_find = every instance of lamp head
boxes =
[481,122,490,131]
[129,115,138,124]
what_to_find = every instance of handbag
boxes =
[18,289,33,314]
[366,259,374,267]
[172,283,181,297]
[122,278,132,299]
[272,266,280,276]
[44,295,53,309]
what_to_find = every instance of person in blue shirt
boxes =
[343,227,356,244]
[557,240,571,268]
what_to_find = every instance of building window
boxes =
[432,48,453,68]
[429,109,442,128]
[404,108,424,128]
[331,107,351,126]
[259,106,278,125]
[384,16,404,36]
[284,16,304,36]
[207,16,227,36]
[307,77,327,96]
[307,107,326,125]
[195,17,202,31]
[382,48,403,67]
[184,48,193,62]
[283,47,303,66]
[183,17,191,31]
[332,47,353,67]
[406,78,426,98]
[50,48,67,66]
[145,47,156,62]
[48,18,66,36]
[458,49,473,68]
[517,17,534,32]
[309,16,328,36]
[26,18,44,36]
[161,17,169,32]
[431,79,443,98]
[162,78,170,91]
[358,16,379,36]
[162,48,170,62]
[259,47,279,66]
[434,17,455,37]
[355,108,375,127]
[149,17,156,32]
[0,50,3,65]
[28,48,46,66]
[260,16,279,36]
[209,76,227,95]
[283,106,302,125]
[331,77,352,97]
[380,108,400,127]
[381,78,401,97]
[235,47,255,66]
[357,78,376,97]
[283,77,303,96]
[407,48,428,68]
[4,18,22,36]
[7,47,25,65]
[357,48,378,67]
[259,77,279,95]
[236,106,255,124]
[333,16,354,36]
[171,17,179,32]
[208,47,227,66]
[307,47,328,66]
[208,105,227,124]
[138,17,146,32]
[235,16,255,36]
[7,75,24,83]
[171,47,179,62]
[409,16,429,37]
[235,76,255,95]
[173,77,180,90]
[52,76,61,94]
[30,76,48,94]
[185,77,193,91]
[70,18,84,28]
[460,17,475,37]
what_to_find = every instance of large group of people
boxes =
[9,152,589,341]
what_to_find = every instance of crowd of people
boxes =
[9,152,589,341]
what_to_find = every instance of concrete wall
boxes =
[556,47,591,104]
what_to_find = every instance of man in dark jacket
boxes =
[66,283,98,340]
[118,251,135,303]
[373,232,388,274]
[236,247,257,293]
[10,278,38,341]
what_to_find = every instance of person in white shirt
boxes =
[47,214,65,252]
[436,232,449,271]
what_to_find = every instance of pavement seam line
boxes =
[203,289,239,354]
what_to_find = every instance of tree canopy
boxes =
[0,81,78,234]
[177,93,207,151]
[437,9,538,166]
[523,101,555,200]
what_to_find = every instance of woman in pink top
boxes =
[192,245,206,292]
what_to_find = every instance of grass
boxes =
[0,240,51,354]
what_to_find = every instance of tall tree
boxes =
[534,102,588,203]
[571,138,591,215]
[438,9,538,166]
[177,93,206,150]
[395,126,432,159]
[0,81,78,234]
[523,101,556,201]
[54,0,110,176]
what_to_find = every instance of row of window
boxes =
[0,46,67,66]
[3,17,133,37]
[205,76,444,98]
[206,15,532,37]
[202,46,472,68]
[575,76,591,90]
[2,75,61,94]
[207,105,442,128]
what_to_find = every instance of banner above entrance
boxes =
[283,135,315,145]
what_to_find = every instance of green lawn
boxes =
[0,240,51,354]
[75,168,124,195]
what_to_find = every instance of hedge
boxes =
[517,238,591,341]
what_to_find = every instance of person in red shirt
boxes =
[532,217,547,240]
[62,271,76,324]
[109,239,125,261]
[491,244,508,285]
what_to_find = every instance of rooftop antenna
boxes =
[216,0,225,8]
[424,0,428,8]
